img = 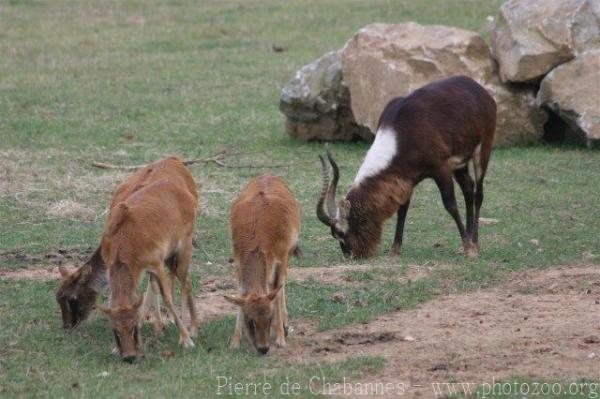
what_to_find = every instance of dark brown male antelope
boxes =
[225,175,301,355]
[317,75,496,259]
[98,156,199,362]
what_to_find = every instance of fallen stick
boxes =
[91,150,313,170]
[92,151,227,171]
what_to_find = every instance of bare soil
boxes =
[279,265,600,398]
[0,247,95,277]
[0,265,78,281]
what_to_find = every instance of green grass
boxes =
[1,0,599,397]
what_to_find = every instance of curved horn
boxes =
[325,147,340,218]
[316,154,336,227]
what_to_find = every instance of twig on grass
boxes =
[91,150,228,170]
[91,149,311,170]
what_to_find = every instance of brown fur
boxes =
[319,76,496,259]
[225,175,301,355]
[343,175,413,258]
[98,156,199,362]
[55,157,195,329]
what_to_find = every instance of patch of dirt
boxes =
[281,265,600,398]
[193,291,238,322]
[0,246,94,266]
[510,266,600,295]
[0,264,78,281]
[194,277,238,321]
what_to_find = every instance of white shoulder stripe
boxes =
[353,127,397,185]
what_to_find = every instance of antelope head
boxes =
[316,148,377,258]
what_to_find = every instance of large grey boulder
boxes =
[279,50,371,141]
[489,0,600,83]
[341,22,547,146]
[537,49,600,144]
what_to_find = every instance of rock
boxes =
[279,50,371,141]
[341,22,547,146]
[489,0,600,83]
[537,50,600,144]
[486,78,547,145]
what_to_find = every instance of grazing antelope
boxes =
[225,175,301,355]
[56,157,187,331]
[317,75,496,259]
[98,156,199,362]
[56,247,107,329]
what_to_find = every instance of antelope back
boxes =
[230,175,300,261]
[109,156,197,210]
[101,157,198,273]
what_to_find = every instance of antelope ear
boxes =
[98,305,114,317]
[266,285,283,302]
[339,198,351,218]
[58,265,71,279]
[224,295,246,307]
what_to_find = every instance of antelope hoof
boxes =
[275,336,287,348]
[388,246,401,257]
[179,334,195,349]
[229,339,240,350]
[189,325,198,339]
[463,240,478,258]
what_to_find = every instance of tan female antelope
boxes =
[56,156,191,331]
[98,156,199,362]
[225,175,301,355]
[317,76,496,259]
